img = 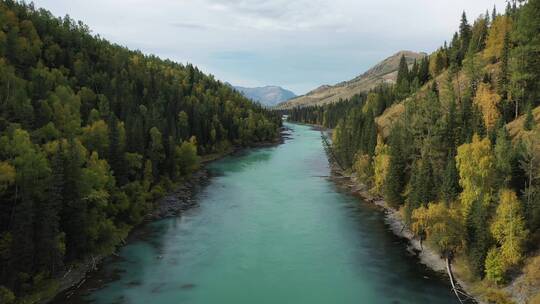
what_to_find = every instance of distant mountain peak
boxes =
[233,85,296,107]
[278,50,426,109]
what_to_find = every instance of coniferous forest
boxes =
[290,1,540,302]
[0,1,281,302]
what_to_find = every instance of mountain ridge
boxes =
[277,50,427,109]
[233,85,296,107]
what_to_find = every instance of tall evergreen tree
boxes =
[499,31,510,119]
[459,12,472,62]
[441,154,460,203]
[34,149,64,275]
[408,155,436,209]
[108,114,127,185]
[524,103,536,131]
[395,55,411,100]
[418,56,430,84]
[511,0,540,109]
[61,139,87,261]
[384,126,409,207]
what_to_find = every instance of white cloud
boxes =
[33,0,507,94]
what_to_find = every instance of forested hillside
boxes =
[0,1,280,302]
[290,1,540,302]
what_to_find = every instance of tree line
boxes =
[0,1,281,302]
[289,0,540,298]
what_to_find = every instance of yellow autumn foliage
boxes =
[372,135,389,195]
[474,83,501,131]
[353,153,372,186]
[411,202,464,256]
[490,189,528,268]
[456,134,497,218]
[484,16,512,61]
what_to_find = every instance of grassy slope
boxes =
[278,51,426,109]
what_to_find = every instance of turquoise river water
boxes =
[60,123,458,304]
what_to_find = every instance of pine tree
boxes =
[459,12,472,62]
[108,114,127,185]
[418,56,430,84]
[410,59,419,81]
[467,199,492,277]
[9,194,34,287]
[494,127,514,187]
[449,32,462,66]
[511,0,540,109]
[524,103,535,131]
[441,154,460,203]
[395,55,411,100]
[444,78,458,148]
[408,155,436,209]
[384,126,408,207]
[61,139,88,261]
[499,31,510,118]
[519,128,540,231]
[34,149,65,274]
[362,111,377,157]
[468,16,488,54]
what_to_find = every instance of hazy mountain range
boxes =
[232,85,297,107]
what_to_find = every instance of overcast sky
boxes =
[33,0,507,94]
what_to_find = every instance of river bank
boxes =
[49,127,290,303]
[327,164,540,304]
[329,168,471,289]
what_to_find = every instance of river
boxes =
[60,122,457,304]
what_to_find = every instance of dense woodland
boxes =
[290,1,540,302]
[0,1,281,302]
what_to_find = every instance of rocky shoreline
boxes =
[50,167,213,303]
[329,167,479,303]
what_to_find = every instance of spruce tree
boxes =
[459,12,472,62]
[418,56,430,84]
[445,97,458,150]
[494,127,514,187]
[467,201,492,277]
[108,114,127,185]
[384,126,408,207]
[524,103,535,131]
[396,55,411,100]
[9,195,35,287]
[35,150,65,274]
[441,154,460,203]
[499,31,510,119]
[61,139,87,261]
[410,59,419,81]
[408,155,435,209]
[449,32,461,66]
